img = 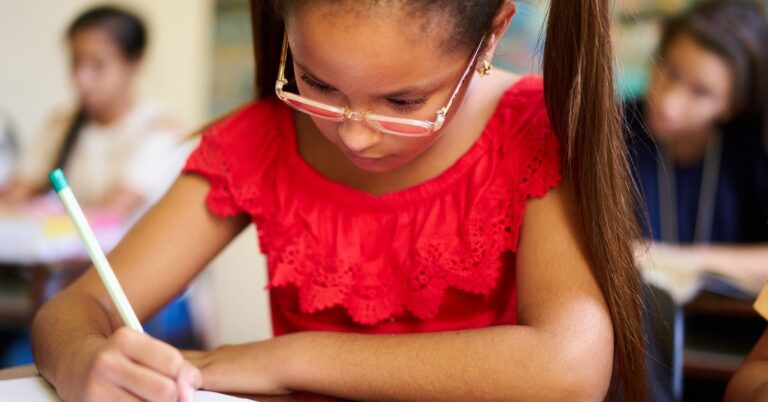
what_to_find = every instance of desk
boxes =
[682,292,764,401]
[0,365,343,402]
[0,201,125,265]
[683,292,762,379]
[0,205,126,326]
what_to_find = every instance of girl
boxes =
[1,6,185,217]
[31,1,647,401]
[627,1,768,287]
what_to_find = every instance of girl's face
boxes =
[646,32,734,142]
[285,5,475,173]
[69,28,139,115]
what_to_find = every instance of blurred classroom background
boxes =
[0,1,766,402]
[0,0,272,365]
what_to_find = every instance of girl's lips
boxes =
[346,153,389,167]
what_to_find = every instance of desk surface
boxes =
[0,365,343,402]
[0,203,125,266]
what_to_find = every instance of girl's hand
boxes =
[183,339,291,396]
[62,327,201,402]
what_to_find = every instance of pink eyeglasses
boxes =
[275,33,485,137]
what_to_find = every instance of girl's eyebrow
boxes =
[294,59,444,98]
[295,60,334,86]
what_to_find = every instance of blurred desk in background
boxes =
[0,202,125,327]
[682,292,764,401]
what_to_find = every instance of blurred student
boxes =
[626,0,768,278]
[0,6,184,218]
[0,6,196,367]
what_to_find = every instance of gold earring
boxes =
[477,60,492,77]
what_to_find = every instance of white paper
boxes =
[0,377,59,401]
[0,377,256,402]
[196,390,256,402]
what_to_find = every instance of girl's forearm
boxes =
[689,244,768,283]
[201,326,610,402]
[694,244,768,269]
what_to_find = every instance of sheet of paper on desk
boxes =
[0,377,257,402]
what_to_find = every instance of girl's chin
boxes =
[345,153,409,174]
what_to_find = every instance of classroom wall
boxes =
[0,0,215,143]
[0,0,272,346]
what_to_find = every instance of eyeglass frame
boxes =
[274,32,486,137]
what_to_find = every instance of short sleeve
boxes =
[516,105,562,200]
[492,78,562,252]
[182,100,287,219]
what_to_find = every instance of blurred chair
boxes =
[0,108,17,187]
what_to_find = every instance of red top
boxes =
[183,76,562,335]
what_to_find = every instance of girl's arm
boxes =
[686,244,768,282]
[0,175,44,203]
[638,242,768,285]
[94,184,147,217]
[31,174,249,402]
[188,182,615,401]
[725,329,768,402]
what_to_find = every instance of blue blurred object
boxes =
[0,329,32,368]
[143,295,200,349]
[0,296,198,369]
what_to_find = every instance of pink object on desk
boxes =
[0,201,127,265]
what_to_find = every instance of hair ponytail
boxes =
[52,108,87,172]
[543,1,647,400]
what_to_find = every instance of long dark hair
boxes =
[251,1,647,400]
[658,0,768,147]
[543,0,646,400]
[54,5,147,172]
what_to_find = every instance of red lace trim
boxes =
[265,117,561,325]
[184,79,562,326]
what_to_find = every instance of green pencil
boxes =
[49,168,143,332]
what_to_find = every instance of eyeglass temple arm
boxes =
[435,34,487,123]
[276,33,290,91]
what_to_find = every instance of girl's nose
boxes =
[337,119,384,153]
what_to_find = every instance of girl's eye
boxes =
[300,73,334,94]
[663,65,677,80]
[691,85,711,98]
[386,97,428,112]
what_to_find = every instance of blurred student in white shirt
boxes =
[0,5,185,218]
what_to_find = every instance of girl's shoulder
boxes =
[196,98,290,148]
[182,97,293,217]
[480,75,561,196]
[480,74,553,150]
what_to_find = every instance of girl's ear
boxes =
[481,0,517,63]
[127,57,144,79]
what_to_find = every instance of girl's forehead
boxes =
[71,29,121,55]
[288,21,464,90]
[285,2,456,51]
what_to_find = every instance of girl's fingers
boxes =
[180,361,203,389]
[177,363,202,402]
[83,379,144,402]
[112,327,186,379]
[96,350,179,402]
